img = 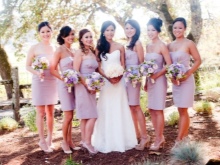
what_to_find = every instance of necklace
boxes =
[63,45,74,55]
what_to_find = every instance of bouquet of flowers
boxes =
[85,72,105,91]
[32,56,49,82]
[62,69,80,93]
[105,64,124,78]
[166,63,186,85]
[124,67,142,88]
[139,60,158,83]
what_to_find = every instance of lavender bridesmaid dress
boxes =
[145,53,167,110]
[74,59,98,119]
[32,55,58,106]
[170,51,195,108]
[125,49,141,106]
[58,56,75,111]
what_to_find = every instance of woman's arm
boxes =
[50,47,63,80]
[26,45,42,78]
[151,43,172,80]
[120,45,125,69]
[135,40,144,64]
[180,40,202,81]
[95,49,108,79]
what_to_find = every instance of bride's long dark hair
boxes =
[97,21,116,61]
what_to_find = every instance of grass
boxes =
[64,155,82,165]
[198,71,220,91]
[193,100,214,115]
[0,117,18,131]
[170,140,205,165]
[140,90,149,117]
[23,109,37,132]
[132,159,165,165]
[165,111,179,126]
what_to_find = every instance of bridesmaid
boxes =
[50,26,77,154]
[124,19,149,150]
[144,18,171,150]
[73,29,98,154]
[168,17,201,146]
[26,21,57,153]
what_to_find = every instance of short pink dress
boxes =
[32,55,58,106]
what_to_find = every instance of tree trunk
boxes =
[0,46,13,99]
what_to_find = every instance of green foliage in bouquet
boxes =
[193,100,214,115]
[0,117,18,131]
[23,110,37,132]
[166,111,179,126]
[170,140,205,165]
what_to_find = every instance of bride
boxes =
[92,21,137,153]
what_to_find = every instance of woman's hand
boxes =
[179,71,191,82]
[108,75,122,84]
[150,72,160,82]
[37,71,45,79]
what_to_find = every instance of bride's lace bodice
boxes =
[101,50,121,71]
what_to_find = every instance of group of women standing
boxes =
[26,17,201,154]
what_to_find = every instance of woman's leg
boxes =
[45,105,54,146]
[130,106,141,139]
[62,111,73,150]
[150,110,164,142]
[80,119,86,143]
[177,108,190,141]
[135,105,147,138]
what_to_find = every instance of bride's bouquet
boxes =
[32,56,49,82]
[124,67,142,88]
[166,63,186,86]
[85,72,105,91]
[105,64,124,78]
[62,69,80,93]
[139,60,158,83]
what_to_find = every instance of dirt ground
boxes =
[1,107,220,165]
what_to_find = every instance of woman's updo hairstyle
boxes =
[57,26,73,45]
[147,18,163,32]
[172,17,187,28]
[38,21,52,32]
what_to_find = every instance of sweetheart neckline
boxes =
[106,49,120,55]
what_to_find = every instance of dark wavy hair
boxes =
[57,26,73,45]
[97,21,116,61]
[173,17,187,28]
[125,19,140,50]
[79,29,94,54]
[38,21,52,32]
[147,18,163,32]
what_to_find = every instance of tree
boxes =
[0,0,203,98]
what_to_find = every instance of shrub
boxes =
[72,120,80,127]
[140,93,149,117]
[23,110,37,132]
[65,155,81,165]
[166,111,179,126]
[170,140,205,165]
[0,117,18,131]
[193,100,214,115]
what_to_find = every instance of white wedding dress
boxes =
[92,50,137,153]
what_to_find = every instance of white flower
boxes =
[148,68,154,73]
[153,64,158,69]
